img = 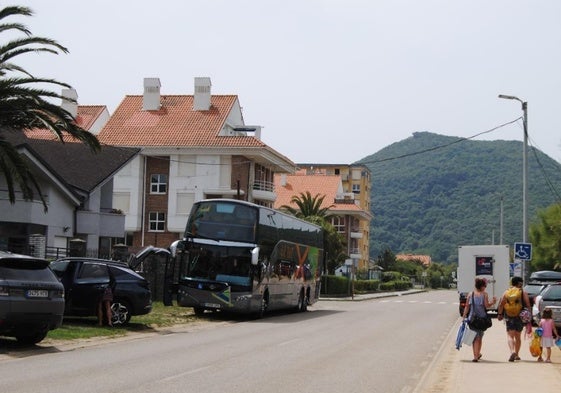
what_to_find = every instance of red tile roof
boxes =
[97,95,267,148]
[24,105,107,141]
[396,254,432,267]
[75,105,106,130]
[274,173,342,210]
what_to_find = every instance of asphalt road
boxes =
[0,290,459,393]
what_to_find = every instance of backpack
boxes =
[503,287,523,317]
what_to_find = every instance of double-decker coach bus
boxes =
[164,199,324,316]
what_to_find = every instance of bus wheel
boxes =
[194,307,205,316]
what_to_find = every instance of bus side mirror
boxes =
[251,247,260,266]
[169,240,185,258]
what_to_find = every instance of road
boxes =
[0,290,458,393]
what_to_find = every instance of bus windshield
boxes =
[184,244,252,288]
[186,200,257,243]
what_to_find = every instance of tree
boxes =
[279,192,344,273]
[0,6,100,209]
[280,191,333,219]
[529,203,561,271]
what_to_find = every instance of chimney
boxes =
[193,77,211,111]
[143,77,161,110]
[280,174,287,187]
[61,88,78,118]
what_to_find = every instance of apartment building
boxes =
[97,77,296,250]
[274,164,372,271]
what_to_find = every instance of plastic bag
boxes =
[461,326,477,346]
[529,332,542,357]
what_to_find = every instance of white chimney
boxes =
[193,77,211,111]
[61,88,78,118]
[280,174,287,186]
[143,77,161,111]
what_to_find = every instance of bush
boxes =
[354,279,380,293]
[321,275,350,295]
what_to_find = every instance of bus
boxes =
[164,199,324,316]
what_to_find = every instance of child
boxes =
[538,308,559,362]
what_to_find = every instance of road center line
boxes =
[158,366,212,382]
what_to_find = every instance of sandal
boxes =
[477,354,482,360]
[509,353,516,362]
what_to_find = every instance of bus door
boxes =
[164,240,188,306]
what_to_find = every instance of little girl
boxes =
[538,308,559,362]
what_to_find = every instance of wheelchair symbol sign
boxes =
[514,242,532,261]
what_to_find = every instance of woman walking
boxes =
[462,277,497,362]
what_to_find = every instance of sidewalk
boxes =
[414,317,561,393]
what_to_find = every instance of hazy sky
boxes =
[13,1,561,164]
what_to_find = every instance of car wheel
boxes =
[16,330,48,345]
[193,307,205,316]
[111,300,132,325]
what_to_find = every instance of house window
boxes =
[352,184,361,193]
[148,212,166,232]
[331,216,345,234]
[150,174,167,194]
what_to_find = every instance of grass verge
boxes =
[46,302,198,341]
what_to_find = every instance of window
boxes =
[331,216,345,233]
[352,184,361,193]
[149,212,166,232]
[150,174,167,194]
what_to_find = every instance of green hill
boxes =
[356,132,561,264]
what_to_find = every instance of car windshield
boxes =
[543,285,561,300]
[525,284,545,296]
[0,258,55,280]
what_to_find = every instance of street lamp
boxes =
[498,94,528,279]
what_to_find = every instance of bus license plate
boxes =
[27,289,48,298]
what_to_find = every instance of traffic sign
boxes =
[514,242,532,261]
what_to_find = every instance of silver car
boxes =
[534,283,561,329]
[0,252,65,344]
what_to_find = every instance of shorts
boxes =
[541,337,554,348]
[505,316,524,332]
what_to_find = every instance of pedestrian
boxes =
[462,277,497,362]
[97,268,116,327]
[497,276,531,362]
[538,308,559,363]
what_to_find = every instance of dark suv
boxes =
[0,251,65,344]
[50,258,152,325]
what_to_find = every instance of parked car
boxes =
[0,251,65,344]
[524,282,548,307]
[534,283,561,329]
[50,257,152,325]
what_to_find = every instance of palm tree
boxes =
[280,191,333,219]
[0,6,100,209]
[280,191,345,273]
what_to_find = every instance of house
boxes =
[96,77,296,250]
[396,254,432,267]
[273,166,372,271]
[0,91,139,258]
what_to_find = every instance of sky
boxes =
[12,1,561,164]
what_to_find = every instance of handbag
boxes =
[467,292,492,331]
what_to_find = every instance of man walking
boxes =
[497,276,531,361]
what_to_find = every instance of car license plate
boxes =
[204,303,221,309]
[26,289,48,298]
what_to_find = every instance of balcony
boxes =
[76,210,125,237]
[349,247,362,260]
[252,180,276,202]
[350,231,363,239]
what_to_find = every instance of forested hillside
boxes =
[357,132,561,264]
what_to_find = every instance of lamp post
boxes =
[498,94,528,279]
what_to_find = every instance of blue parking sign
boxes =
[514,242,532,261]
